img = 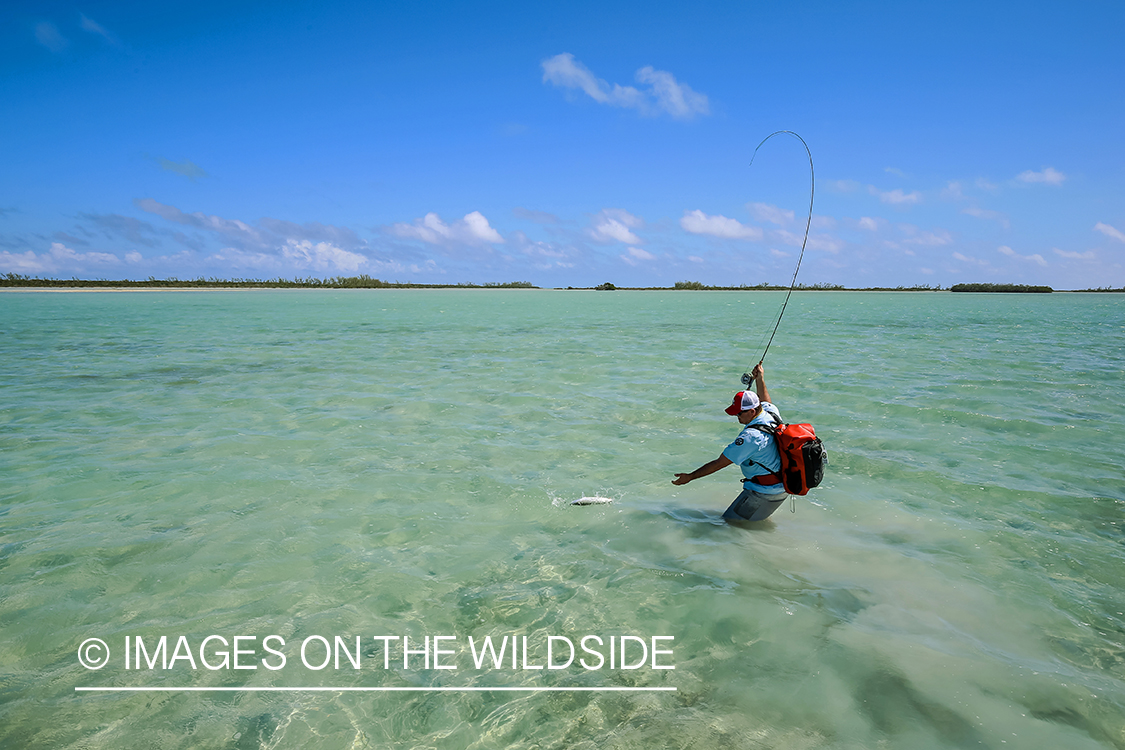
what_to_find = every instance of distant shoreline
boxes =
[1,276,1122,293]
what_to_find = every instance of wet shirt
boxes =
[722,402,785,494]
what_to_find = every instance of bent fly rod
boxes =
[742,130,815,389]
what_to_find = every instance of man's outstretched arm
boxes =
[673,454,733,485]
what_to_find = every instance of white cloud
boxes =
[857,217,882,231]
[870,186,921,205]
[0,242,121,275]
[136,198,262,246]
[88,199,397,277]
[885,167,907,178]
[281,239,368,273]
[687,255,704,263]
[541,53,638,106]
[1016,167,1066,185]
[541,53,709,119]
[829,180,861,193]
[589,209,643,244]
[901,228,953,247]
[34,21,67,53]
[257,218,364,249]
[620,247,655,265]
[390,211,504,247]
[157,158,208,181]
[680,210,761,240]
[80,14,118,45]
[748,203,793,226]
[1054,248,1096,260]
[134,200,371,257]
[962,206,1010,229]
[510,231,570,259]
[210,245,399,277]
[461,211,504,244]
[998,245,1047,266]
[206,248,283,272]
[953,252,988,266]
[1094,222,1125,243]
[942,181,965,200]
[0,250,49,274]
[634,66,710,119]
[47,242,120,265]
[769,248,790,258]
[774,229,843,253]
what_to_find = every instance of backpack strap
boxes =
[742,420,781,485]
[742,474,783,486]
[747,410,783,432]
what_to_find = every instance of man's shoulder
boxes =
[736,423,773,444]
[752,403,782,426]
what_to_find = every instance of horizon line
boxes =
[75,685,676,693]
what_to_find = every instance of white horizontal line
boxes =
[76,686,676,693]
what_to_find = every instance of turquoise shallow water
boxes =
[1,289,1123,749]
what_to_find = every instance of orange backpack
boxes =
[749,420,826,496]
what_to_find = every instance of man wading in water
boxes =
[672,363,788,521]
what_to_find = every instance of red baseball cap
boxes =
[724,391,761,415]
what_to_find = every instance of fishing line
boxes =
[742,130,815,389]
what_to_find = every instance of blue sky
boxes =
[2,0,1122,288]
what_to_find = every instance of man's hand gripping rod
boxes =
[741,361,763,389]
